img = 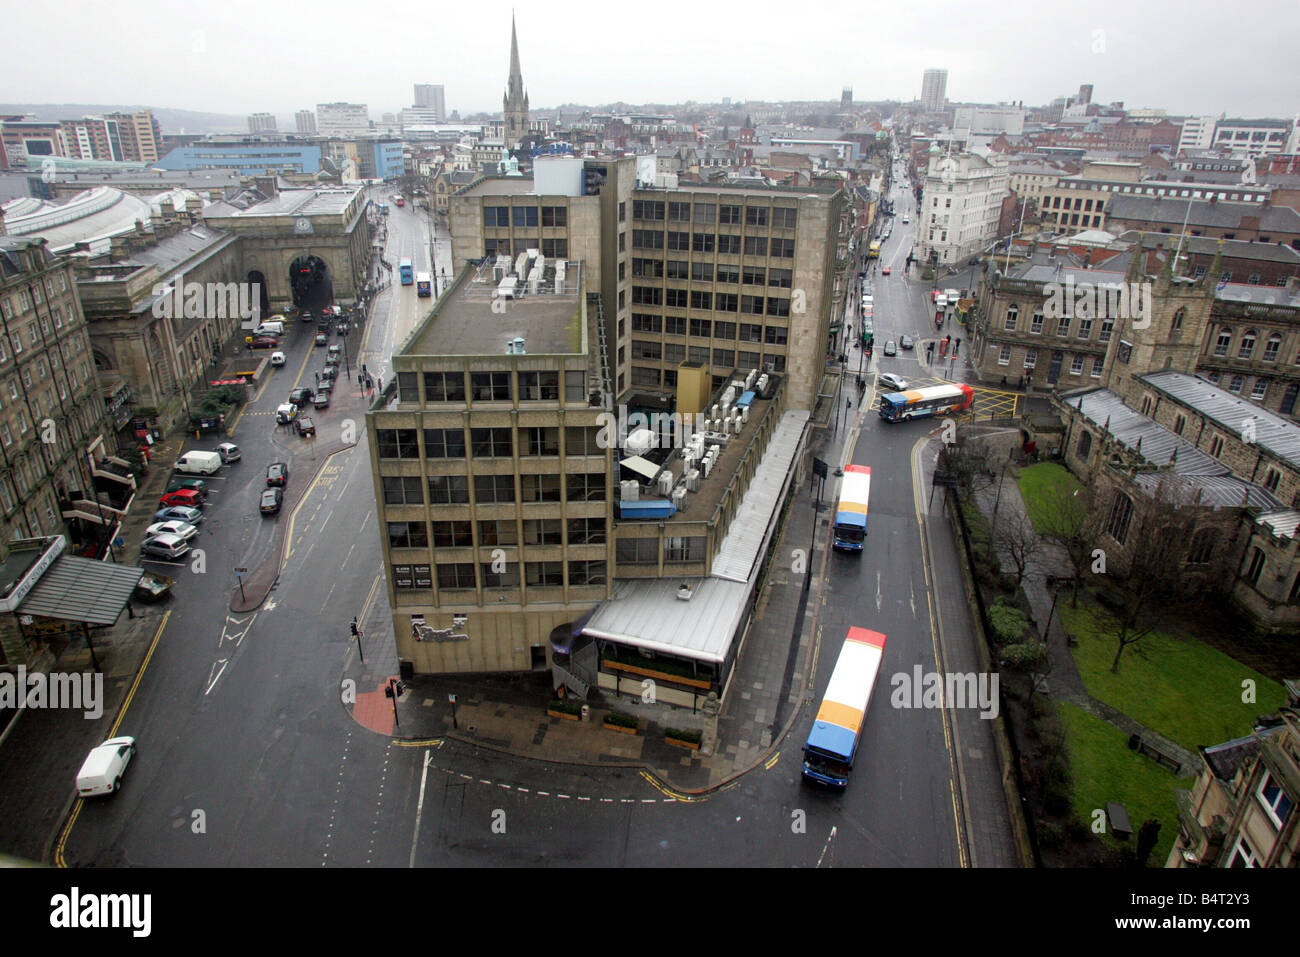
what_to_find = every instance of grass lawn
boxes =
[1059,598,1290,750]
[1057,701,1195,864]
[1017,462,1084,534]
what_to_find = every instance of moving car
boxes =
[259,487,283,515]
[883,340,898,357]
[76,736,136,797]
[288,388,313,406]
[266,462,289,487]
[270,351,286,367]
[319,365,336,383]
[313,390,330,409]
[145,521,198,543]
[275,403,298,424]
[141,533,190,561]
[216,442,241,464]
[299,309,313,322]
[297,416,315,437]
[900,335,915,350]
[159,489,203,509]
[882,266,892,276]
[315,333,328,346]
[154,505,204,525]
[878,373,909,392]
[901,216,910,223]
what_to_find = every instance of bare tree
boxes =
[993,508,1041,587]
[1036,480,1106,607]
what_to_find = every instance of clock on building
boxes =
[293,217,313,235]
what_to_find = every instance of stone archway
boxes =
[289,254,333,310]
[246,269,270,317]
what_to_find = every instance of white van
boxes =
[76,736,136,797]
[276,403,298,424]
[174,450,222,475]
[256,320,286,337]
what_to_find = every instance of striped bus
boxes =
[802,628,888,787]
[868,240,882,259]
[878,383,974,423]
[832,464,870,552]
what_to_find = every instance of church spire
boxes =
[503,11,529,151]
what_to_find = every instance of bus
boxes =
[394,196,405,207]
[399,259,414,285]
[878,383,975,423]
[802,627,888,787]
[416,272,432,297]
[868,241,882,259]
[832,464,870,552]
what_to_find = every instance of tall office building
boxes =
[1076,83,1094,106]
[103,110,161,165]
[316,103,370,137]
[248,112,277,133]
[840,88,853,110]
[921,69,948,113]
[295,110,318,134]
[414,84,446,122]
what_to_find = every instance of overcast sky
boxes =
[3,0,1297,121]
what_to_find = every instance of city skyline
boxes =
[1,0,1296,121]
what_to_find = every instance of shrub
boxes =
[548,699,583,716]
[988,602,1029,645]
[664,727,702,744]
[1002,641,1048,670]
[604,711,638,729]
[1042,755,1070,789]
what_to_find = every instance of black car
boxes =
[289,387,313,406]
[297,416,316,437]
[259,487,283,515]
[900,335,915,350]
[266,462,289,487]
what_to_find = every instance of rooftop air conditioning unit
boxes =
[626,428,655,455]
[672,487,687,511]
[701,456,714,478]
[657,472,673,496]
[685,469,699,491]
[621,479,639,501]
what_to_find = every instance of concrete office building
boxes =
[449,156,841,413]
[921,69,948,114]
[916,148,1008,267]
[316,103,370,138]
[248,113,277,133]
[295,110,318,135]
[1178,115,1221,153]
[414,84,446,122]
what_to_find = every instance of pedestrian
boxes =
[377,375,383,392]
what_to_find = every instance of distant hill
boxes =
[0,105,253,135]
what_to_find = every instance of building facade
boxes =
[316,103,370,138]
[414,84,446,122]
[295,110,317,135]
[248,113,277,133]
[917,149,1009,267]
[921,69,948,114]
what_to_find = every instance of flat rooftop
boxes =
[403,258,584,357]
[204,186,359,219]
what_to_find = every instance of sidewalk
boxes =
[342,402,852,794]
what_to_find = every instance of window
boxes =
[1030,310,1043,334]
[633,259,664,279]
[770,238,795,258]
[665,316,685,336]
[1257,771,1294,829]
[520,473,563,502]
[471,371,512,401]
[692,233,715,253]
[744,236,768,257]
[714,321,736,340]
[664,343,685,363]
[745,207,769,228]
[518,370,559,400]
[483,206,509,227]
[690,318,712,337]
[470,427,513,457]
[436,563,477,590]
[1239,330,1257,359]
[632,229,664,250]
[565,426,602,456]
[1245,547,1266,587]
[742,295,765,316]
[541,238,568,259]
[1099,318,1114,343]
[665,289,687,309]
[618,202,626,222]
[1215,327,1232,356]
[426,474,469,505]
[719,204,742,225]
[634,286,664,307]
[1024,349,1037,369]
[431,521,473,548]
[1264,335,1282,362]
[526,561,565,587]
[542,206,567,227]
[1076,431,1092,458]
[388,521,429,549]
[1171,308,1185,332]
[474,474,516,504]
[616,538,659,564]
[633,200,665,221]
[568,560,607,586]
[772,207,797,229]
[423,428,467,458]
[1187,528,1215,565]
[1251,378,1268,401]
[1173,414,1186,435]
[631,339,662,360]
[667,231,690,251]
[764,326,788,346]
[691,261,714,282]
[766,298,790,318]
[743,265,766,285]
[1004,304,1019,331]
[478,519,518,546]
[1056,314,1071,337]
[523,518,564,545]
[1104,493,1134,545]
[1091,357,1103,378]
[690,292,712,311]
[567,472,606,502]
[716,264,740,284]
[713,348,734,366]
[998,345,1012,366]
[512,206,538,228]
[1209,434,1225,458]
[740,322,763,341]
[668,201,690,222]
[717,235,741,255]
[664,536,707,562]
[1076,318,1092,340]
[768,268,793,288]
[377,429,419,459]
[632,313,662,333]
[424,372,466,402]
[382,476,424,505]
[715,293,738,312]
[1229,374,1244,394]
[481,562,520,589]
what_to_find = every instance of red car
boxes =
[881,266,892,276]
[250,336,279,349]
[159,489,203,509]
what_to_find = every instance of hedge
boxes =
[664,727,702,744]
[604,711,638,729]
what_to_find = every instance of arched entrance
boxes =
[246,270,270,317]
[289,255,333,310]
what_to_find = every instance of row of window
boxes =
[1202,371,1276,403]
[379,468,606,505]
[1044,195,1106,213]
[630,316,790,343]
[396,559,607,590]
[0,306,76,363]
[400,369,586,404]
[387,516,607,547]
[482,206,569,228]
[483,238,568,259]
[996,345,1104,378]
[1210,327,1300,362]
[631,231,796,258]
[0,273,70,321]
[631,287,792,315]
[630,352,785,387]
[632,201,797,229]
[1004,304,1117,341]
[394,425,603,461]
[630,260,793,287]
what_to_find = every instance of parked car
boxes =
[141,533,190,561]
[270,351,286,366]
[882,266,892,276]
[159,489,203,509]
[324,352,340,367]
[174,450,222,475]
[76,736,136,797]
[299,309,313,322]
[297,416,316,437]
[883,339,898,356]
[165,476,207,498]
[216,441,241,464]
[900,335,915,350]
[266,462,289,487]
[259,487,284,515]
[319,365,337,384]
[154,505,204,525]
[275,403,298,424]
[250,336,279,349]
[288,388,313,406]
[878,373,909,392]
[315,333,328,346]
[145,521,198,543]
[313,391,330,409]
[327,343,341,359]
[902,216,910,223]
